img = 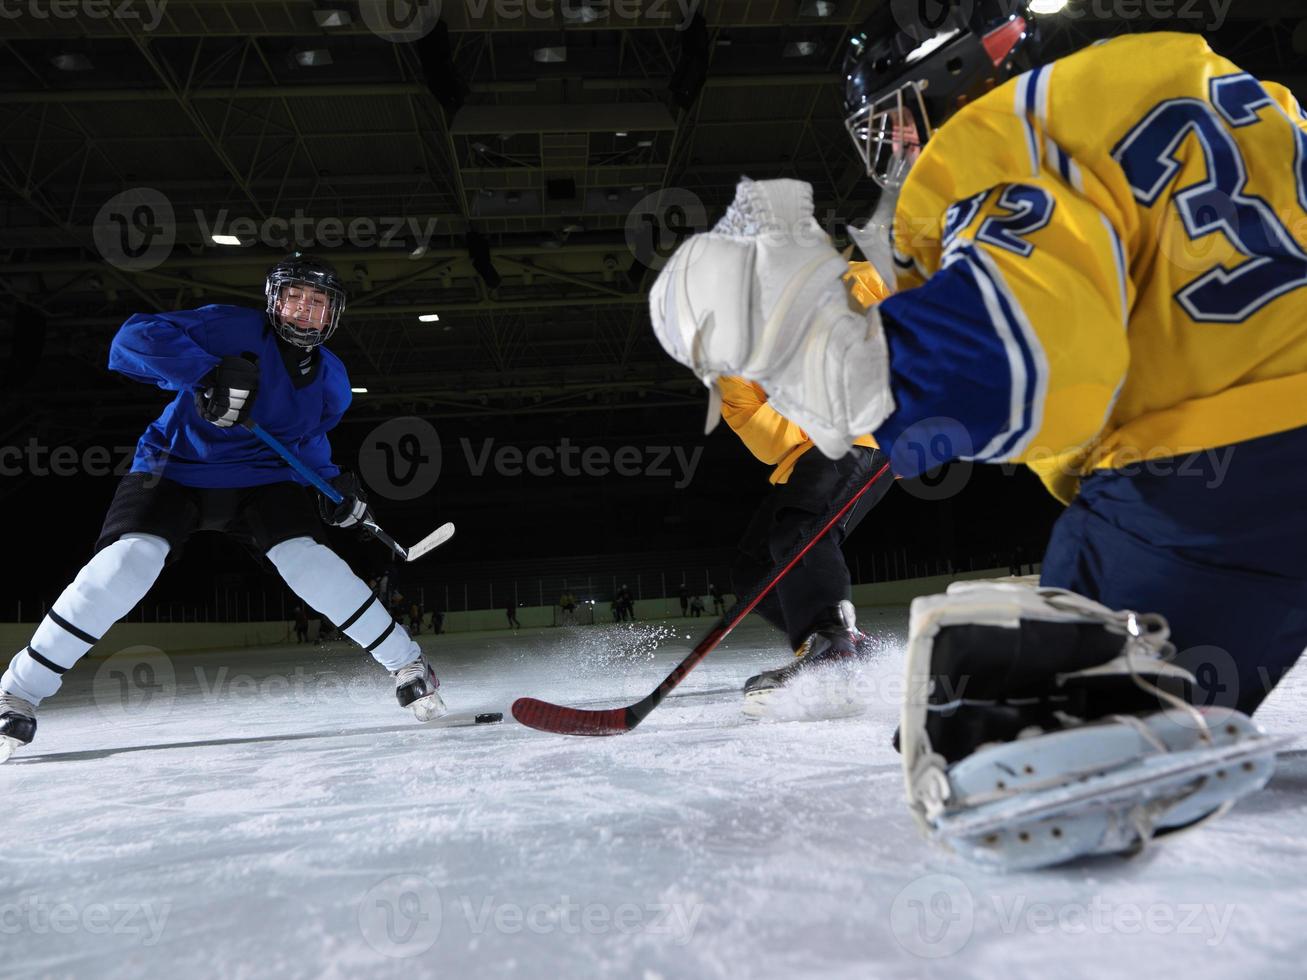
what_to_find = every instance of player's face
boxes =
[276,284,333,331]
[849,82,930,189]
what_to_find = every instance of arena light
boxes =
[418,313,441,322]
[50,53,93,71]
[350,386,369,394]
[313,8,351,27]
[1029,0,1069,13]
[210,233,244,246]
[293,48,333,67]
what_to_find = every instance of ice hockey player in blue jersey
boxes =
[649,2,1298,868]
[0,255,445,763]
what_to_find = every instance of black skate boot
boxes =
[0,692,37,763]
[743,601,877,720]
[392,654,448,722]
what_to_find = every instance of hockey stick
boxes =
[512,459,893,735]
[245,421,455,562]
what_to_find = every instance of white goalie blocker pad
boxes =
[648,177,896,458]
[900,582,1284,871]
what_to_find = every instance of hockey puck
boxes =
[475,712,504,725]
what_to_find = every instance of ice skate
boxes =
[900,582,1286,871]
[393,654,448,722]
[743,601,878,720]
[0,692,37,764]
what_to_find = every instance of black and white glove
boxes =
[196,355,260,428]
[319,471,371,528]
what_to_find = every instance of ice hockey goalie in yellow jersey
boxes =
[648,2,1300,868]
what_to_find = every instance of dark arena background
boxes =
[1,2,1306,977]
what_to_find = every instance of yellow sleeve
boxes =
[717,377,811,468]
[875,176,1130,502]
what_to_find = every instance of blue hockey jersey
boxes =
[109,304,352,489]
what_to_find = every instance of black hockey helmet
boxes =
[843,0,1038,186]
[265,252,347,348]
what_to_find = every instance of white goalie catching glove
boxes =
[649,177,895,458]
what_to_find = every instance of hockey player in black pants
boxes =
[719,364,895,719]
[0,254,445,763]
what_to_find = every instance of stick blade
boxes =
[405,522,455,563]
[511,697,633,736]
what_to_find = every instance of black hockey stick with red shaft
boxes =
[512,459,893,735]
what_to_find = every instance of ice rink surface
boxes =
[3,607,1305,979]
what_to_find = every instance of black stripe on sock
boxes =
[365,621,397,653]
[26,646,68,675]
[46,609,100,646]
[339,593,378,632]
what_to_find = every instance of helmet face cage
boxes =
[265,261,346,348]
[845,81,933,190]
[842,2,1035,186]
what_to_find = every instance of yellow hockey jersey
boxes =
[721,262,888,484]
[875,32,1307,502]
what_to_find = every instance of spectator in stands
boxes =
[709,583,725,615]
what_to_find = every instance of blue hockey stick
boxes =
[245,421,454,562]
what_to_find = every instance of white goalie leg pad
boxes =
[901,582,1283,870]
[649,177,895,455]
[2,533,169,705]
[266,536,419,672]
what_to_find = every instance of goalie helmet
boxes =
[843,0,1038,187]
[265,253,347,348]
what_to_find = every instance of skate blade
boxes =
[0,735,23,764]
[411,691,449,723]
[930,733,1288,870]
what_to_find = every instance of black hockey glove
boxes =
[319,471,372,529]
[196,355,260,428]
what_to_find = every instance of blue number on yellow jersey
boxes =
[873,32,1307,502]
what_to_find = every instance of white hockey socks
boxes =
[266,536,419,672]
[2,533,170,705]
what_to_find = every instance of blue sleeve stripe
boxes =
[1014,70,1042,176]
[1100,214,1130,328]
